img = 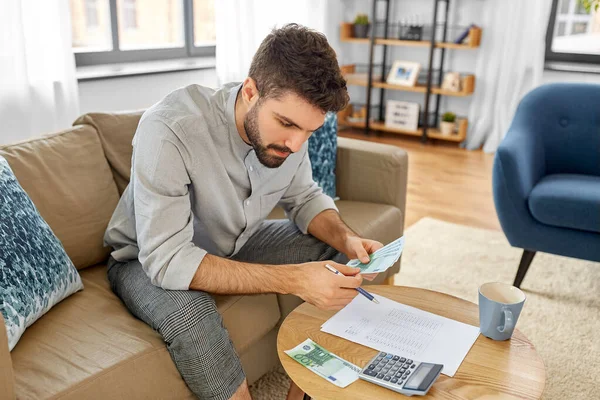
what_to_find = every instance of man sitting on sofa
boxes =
[104,23,383,400]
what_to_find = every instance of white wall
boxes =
[78,68,218,114]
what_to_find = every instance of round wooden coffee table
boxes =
[277,285,546,399]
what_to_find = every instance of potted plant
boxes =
[353,14,370,38]
[440,112,456,136]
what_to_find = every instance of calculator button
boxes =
[400,368,406,373]
[374,368,382,373]
[399,357,406,362]
[411,364,416,369]
[383,376,391,381]
[391,378,398,383]
[381,353,387,357]
[406,370,411,375]
[368,364,375,369]
[406,359,413,365]
[385,354,393,359]
[377,373,385,379]
[393,356,399,361]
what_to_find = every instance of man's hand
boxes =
[293,261,363,310]
[343,236,384,281]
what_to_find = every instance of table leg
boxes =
[384,273,397,285]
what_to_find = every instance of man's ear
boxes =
[241,77,260,105]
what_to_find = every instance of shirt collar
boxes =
[226,83,253,158]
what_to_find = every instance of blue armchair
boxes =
[493,83,600,288]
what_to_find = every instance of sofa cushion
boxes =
[269,200,404,318]
[529,174,600,234]
[74,111,143,195]
[10,264,281,399]
[308,112,337,198]
[0,157,84,350]
[0,126,120,269]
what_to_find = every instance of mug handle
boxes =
[497,307,514,333]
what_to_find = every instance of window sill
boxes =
[544,61,600,75]
[76,57,216,82]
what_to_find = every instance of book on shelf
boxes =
[454,24,477,44]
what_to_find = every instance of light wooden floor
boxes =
[339,129,501,231]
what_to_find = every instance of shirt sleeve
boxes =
[278,147,338,234]
[131,118,206,290]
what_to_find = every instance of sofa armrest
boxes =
[0,323,15,399]
[336,137,408,226]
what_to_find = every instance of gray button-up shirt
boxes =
[104,82,337,290]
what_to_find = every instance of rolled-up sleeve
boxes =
[278,148,338,234]
[132,118,206,290]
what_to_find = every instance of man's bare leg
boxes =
[230,379,252,400]
[286,381,305,400]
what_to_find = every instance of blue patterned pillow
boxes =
[0,156,83,350]
[308,112,337,198]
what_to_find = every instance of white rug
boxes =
[250,218,600,399]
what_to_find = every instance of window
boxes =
[71,0,112,52]
[546,0,600,63]
[193,0,216,45]
[70,0,215,66]
[85,0,99,28]
[121,0,137,30]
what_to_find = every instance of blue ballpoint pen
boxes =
[324,264,380,304]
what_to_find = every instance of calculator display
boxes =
[404,364,433,390]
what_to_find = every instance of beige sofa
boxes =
[0,111,408,399]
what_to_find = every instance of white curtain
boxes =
[215,0,340,85]
[465,0,552,152]
[0,0,79,146]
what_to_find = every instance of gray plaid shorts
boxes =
[107,219,345,399]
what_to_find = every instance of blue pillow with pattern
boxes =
[0,156,83,350]
[308,112,337,198]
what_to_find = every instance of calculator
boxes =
[358,351,443,396]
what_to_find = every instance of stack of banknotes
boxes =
[347,236,405,274]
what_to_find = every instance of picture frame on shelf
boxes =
[386,61,421,87]
[385,100,420,131]
[441,72,462,92]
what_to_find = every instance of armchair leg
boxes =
[514,250,536,289]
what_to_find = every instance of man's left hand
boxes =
[343,236,384,281]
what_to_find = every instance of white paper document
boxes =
[321,293,480,377]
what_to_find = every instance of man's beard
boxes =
[243,102,293,168]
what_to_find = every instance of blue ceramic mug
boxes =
[478,282,526,341]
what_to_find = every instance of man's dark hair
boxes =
[248,23,349,113]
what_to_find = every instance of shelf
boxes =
[339,119,466,142]
[340,37,480,49]
[341,65,475,96]
[339,23,482,49]
[343,72,475,97]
